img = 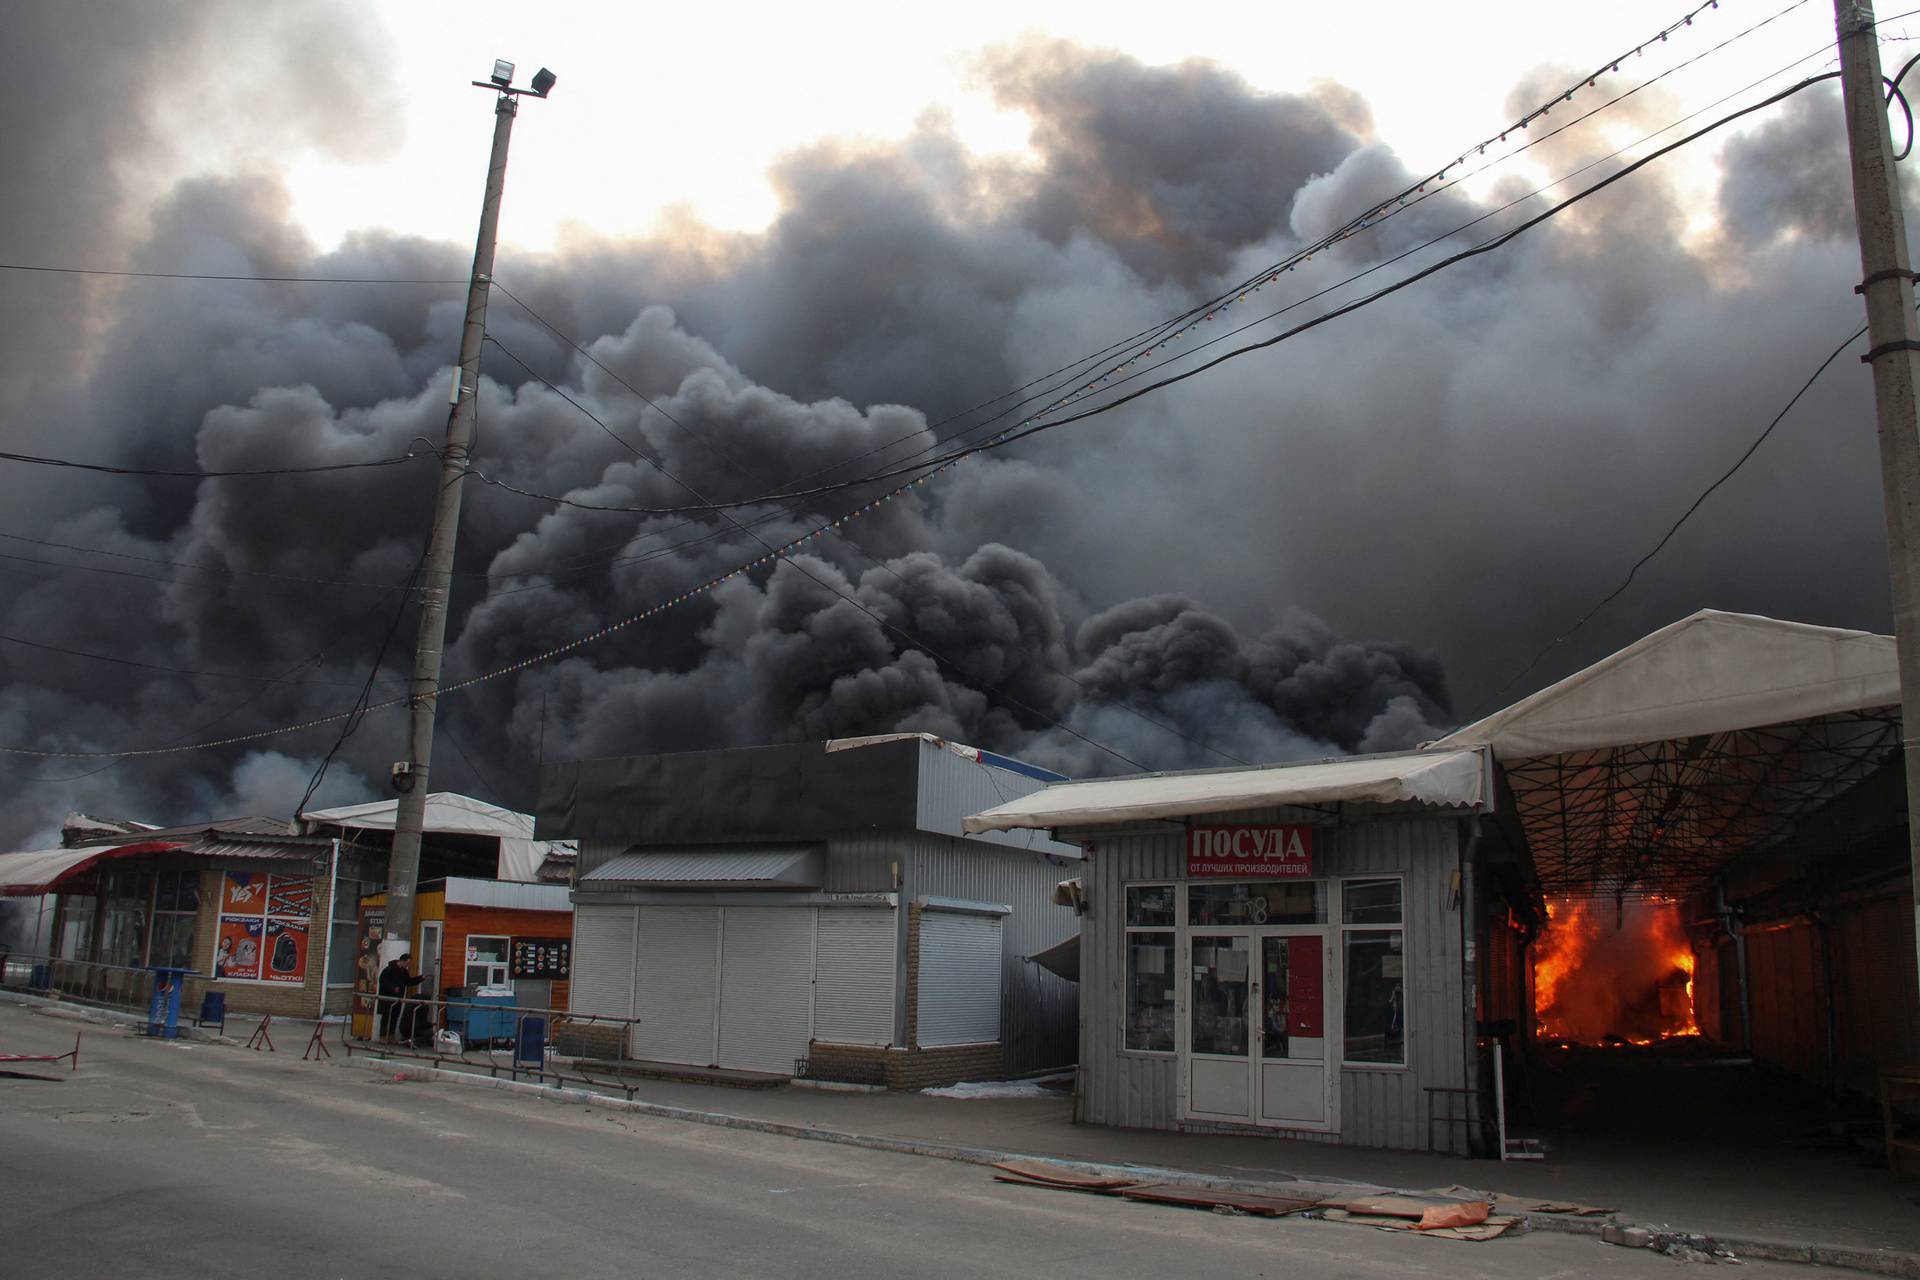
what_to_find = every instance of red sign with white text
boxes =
[1187,824,1316,878]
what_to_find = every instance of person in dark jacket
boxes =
[377,953,424,1041]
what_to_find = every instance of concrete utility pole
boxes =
[1834,0,1920,967]
[381,62,555,963]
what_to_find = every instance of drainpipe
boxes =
[316,838,341,1019]
[1458,818,1485,1156]
[1813,908,1840,1097]
[1720,888,1753,1055]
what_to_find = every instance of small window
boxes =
[1188,880,1326,927]
[1343,878,1403,925]
[1126,885,1175,927]
[465,934,511,988]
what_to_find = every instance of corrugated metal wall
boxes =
[1078,810,1469,1149]
[1829,889,1920,1096]
[1745,920,1825,1083]
[908,838,1080,1074]
[914,743,1081,858]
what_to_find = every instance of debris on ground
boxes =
[922,1074,1072,1099]
[990,1160,1514,1239]
[1432,1183,1614,1217]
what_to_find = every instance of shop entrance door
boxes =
[419,922,443,1000]
[1185,928,1335,1130]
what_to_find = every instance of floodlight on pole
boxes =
[491,59,515,87]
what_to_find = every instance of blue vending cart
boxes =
[447,985,518,1047]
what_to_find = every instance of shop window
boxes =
[1124,885,1175,1052]
[101,870,152,969]
[1342,877,1405,1065]
[1188,880,1326,927]
[326,879,359,986]
[465,934,510,988]
[149,871,199,970]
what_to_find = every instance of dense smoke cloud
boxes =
[0,8,1896,848]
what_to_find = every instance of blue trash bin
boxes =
[197,991,226,1031]
[515,1015,547,1071]
[29,963,51,992]
[146,966,194,1038]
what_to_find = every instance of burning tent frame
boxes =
[1436,610,1903,900]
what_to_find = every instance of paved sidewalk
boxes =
[347,1047,1920,1270]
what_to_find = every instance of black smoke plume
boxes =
[0,8,1892,847]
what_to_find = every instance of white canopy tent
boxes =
[963,746,1493,834]
[1436,610,1902,897]
[298,793,570,883]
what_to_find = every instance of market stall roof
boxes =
[1433,610,1902,897]
[580,846,825,891]
[298,792,566,882]
[299,792,533,838]
[1434,610,1898,760]
[0,841,181,897]
[962,747,1493,834]
[1027,933,1081,982]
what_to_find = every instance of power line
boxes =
[466,74,1843,521]
[0,629,399,688]
[0,20,1817,765]
[0,531,411,591]
[1478,320,1872,712]
[0,262,463,285]
[481,335,1151,772]
[0,447,431,480]
[487,304,1253,769]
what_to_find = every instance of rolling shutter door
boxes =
[917,911,1002,1046]
[632,906,720,1065]
[716,907,816,1073]
[815,906,896,1045]
[569,905,636,1055]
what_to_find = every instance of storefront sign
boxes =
[1186,824,1316,878]
[510,937,571,979]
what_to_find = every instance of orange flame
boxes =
[1533,895,1700,1044]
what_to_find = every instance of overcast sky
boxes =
[287,0,1839,251]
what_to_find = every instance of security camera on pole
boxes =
[379,60,557,966]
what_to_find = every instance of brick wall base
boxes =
[806,1040,1003,1090]
[554,1022,628,1059]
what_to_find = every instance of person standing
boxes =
[378,953,424,1041]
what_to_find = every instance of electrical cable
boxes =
[0,629,400,688]
[0,35,1845,765]
[0,448,431,480]
[0,531,412,591]
[1475,319,1872,713]
[0,263,463,284]
[480,336,1152,772]
[464,74,1846,520]
[485,312,1253,768]
[292,550,427,818]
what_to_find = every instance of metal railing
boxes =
[0,952,162,1015]
[342,989,649,1098]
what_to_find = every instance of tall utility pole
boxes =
[381,62,555,963]
[1835,0,1920,967]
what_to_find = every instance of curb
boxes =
[335,1053,1920,1276]
[0,988,230,1043]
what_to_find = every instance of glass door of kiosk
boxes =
[1186,928,1333,1129]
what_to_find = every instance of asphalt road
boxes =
[0,1002,1805,1279]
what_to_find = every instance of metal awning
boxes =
[963,746,1493,833]
[580,846,825,890]
[1027,933,1080,982]
[0,841,182,897]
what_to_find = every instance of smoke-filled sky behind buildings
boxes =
[0,0,1901,847]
